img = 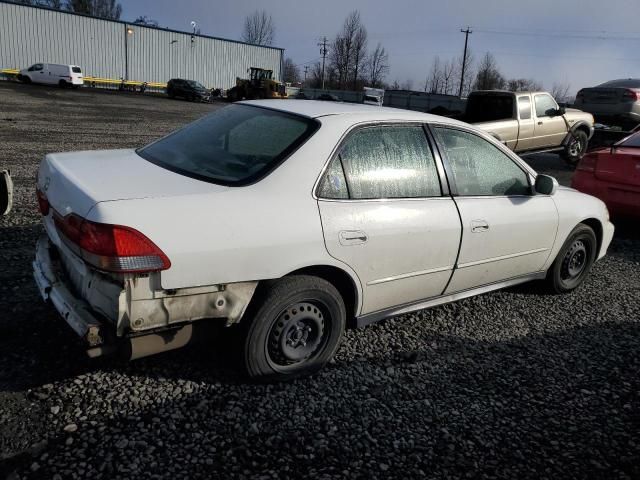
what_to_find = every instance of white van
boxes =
[18,63,84,87]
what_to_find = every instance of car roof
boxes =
[240,99,467,125]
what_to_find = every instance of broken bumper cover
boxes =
[33,235,106,347]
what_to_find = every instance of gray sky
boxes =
[123,0,640,95]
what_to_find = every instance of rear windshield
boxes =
[465,94,514,123]
[137,104,319,185]
[618,132,640,147]
[72,66,81,73]
[597,79,640,88]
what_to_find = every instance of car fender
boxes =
[562,120,595,146]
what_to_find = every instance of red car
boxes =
[572,132,640,218]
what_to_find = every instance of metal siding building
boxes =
[0,1,283,88]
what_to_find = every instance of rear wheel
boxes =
[562,130,588,166]
[546,224,597,293]
[58,80,68,88]
[241,275,346,380]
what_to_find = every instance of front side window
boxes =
[29,64,43,72]
[333,125,441,199]
[534,94,558,118]
[432,127,530,196]
[138,104,318,185]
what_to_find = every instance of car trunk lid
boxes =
[594,147,640,186]
[580,87,636,104]
[37,149,223,218]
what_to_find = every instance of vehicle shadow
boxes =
[1,321,639,479]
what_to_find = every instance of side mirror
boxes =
[534,174,558,195]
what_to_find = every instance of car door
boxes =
[316,124,461,315]
[29,63,46,83]
[532,93,566,148]
[430,125,558,294]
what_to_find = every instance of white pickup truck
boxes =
[463,90,595,165]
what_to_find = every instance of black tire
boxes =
[562,130,588,166]
[58,80,68,88]
[22,75,31,84]
[241,275,346,380]
[167,90,175,99]
[546,224,597,293]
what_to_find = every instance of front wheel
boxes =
[562,130,588,166]
[546,224,597,293]
[241,275,346,380]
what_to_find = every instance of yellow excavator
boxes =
[226,67,287,101]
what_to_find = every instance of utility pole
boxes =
[303,65,309,83]
[458,27,472,98]
[318,37,328,90]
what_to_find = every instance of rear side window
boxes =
[433,127,530,196]
[518,96,531,120]
[138,104,319,185]
[317,157,349,199]
[534,94,558,118]
[72,67,81,73]
[329,125,441,199]
[465,94,514,123]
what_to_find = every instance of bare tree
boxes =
[442,59,456,95]
[551,82,572,103]
[67,0,121,19]
[425,56,442,93]
[330,11,365,89]
[282,58,299,84]
[241,10,274,46]
[133,15,159,27]
[473,52,505,90]
[351,24,368,90]
[507,78,543,92]
[366,43,389,88]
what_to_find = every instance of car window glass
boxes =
[534,94,557,118]
[339,126,441,199]
[317,157,349,199]
[72,67,81,73]
[29,64,43,72]
[433,127,530,196]
[518,96,531,120]
[138,104,317,185]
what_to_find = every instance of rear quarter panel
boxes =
[472,119,519,149]
[86,116,365,308]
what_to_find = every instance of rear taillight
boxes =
[576,153,598,172]
[36,187,49,216]
[622,89,639,101]
[53,212,170,273]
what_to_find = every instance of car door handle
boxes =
[471,220,489,233]
[537,121,543,125]
[339,230,368,245]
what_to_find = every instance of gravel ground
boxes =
[0,81,639,480]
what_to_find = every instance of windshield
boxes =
[618,132,640,148]
[137,104,319,185]
[187,80,206,89]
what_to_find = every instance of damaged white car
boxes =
[33,101,614,380]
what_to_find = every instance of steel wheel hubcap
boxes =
[268,302,325,365]
[562,240,588,279]
[569,138,583,156]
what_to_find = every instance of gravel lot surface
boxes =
[1,81,639,480]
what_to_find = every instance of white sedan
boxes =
[33,100,614,380]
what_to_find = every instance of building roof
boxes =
[242,99,467,124]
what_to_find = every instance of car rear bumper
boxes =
[33,234,107,347]
[572,171,640,219]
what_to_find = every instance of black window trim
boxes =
[136,104,321,187]
[314,121,448,201]
[428,123,535,198]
